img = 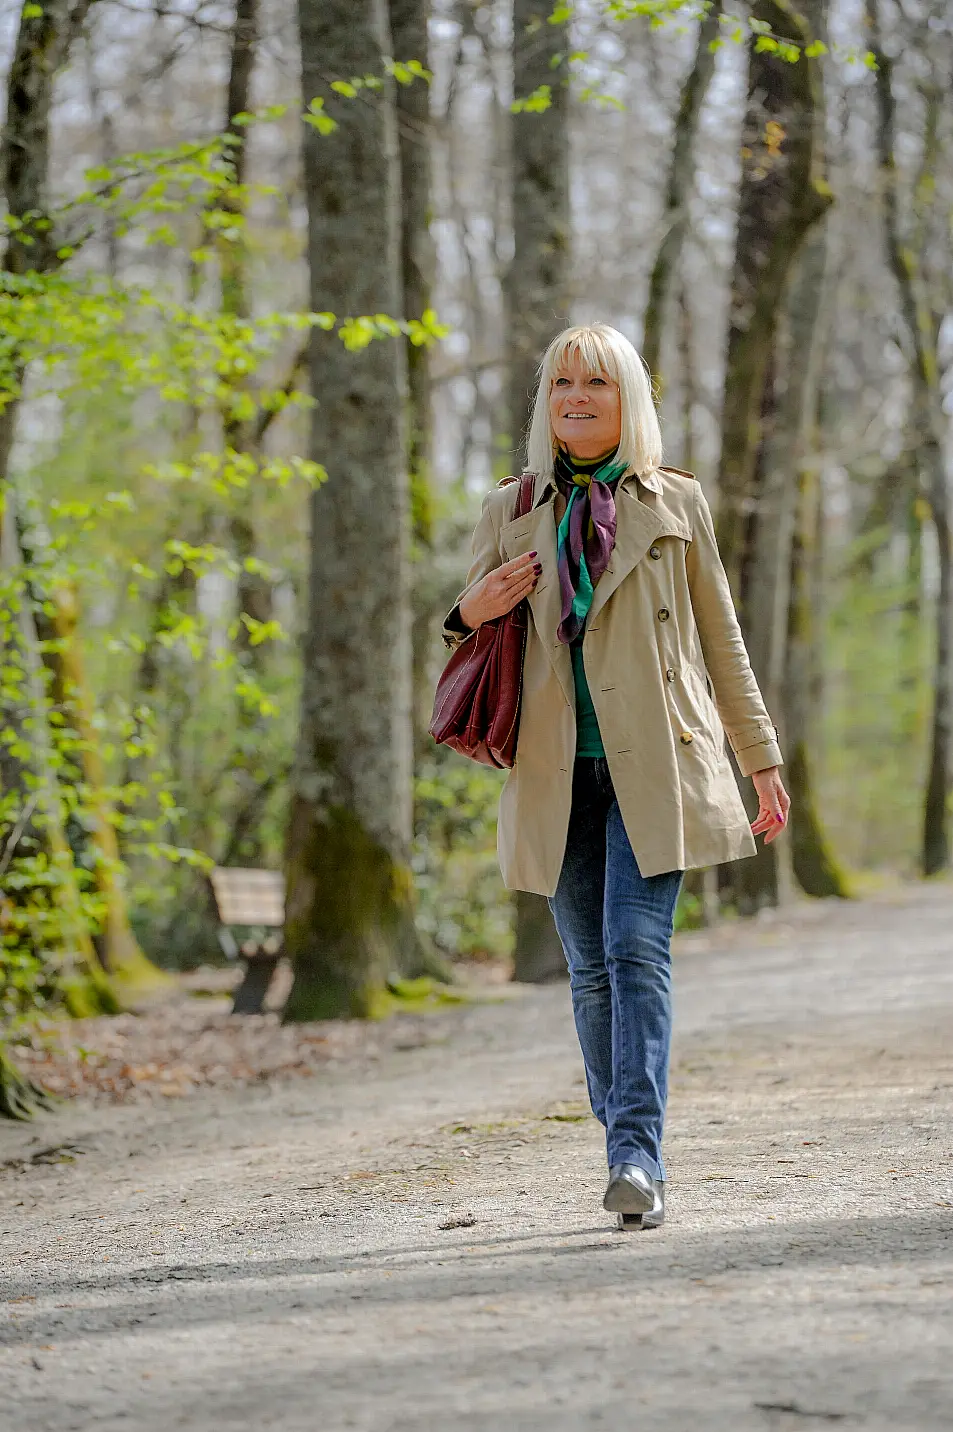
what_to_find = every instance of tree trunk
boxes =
[390,0,438,741]
[26,575,172,996]
[784,458,851,898]
[505,0,570,983]
[1,491,118,1020]
[866,8,952,875]
[285,0,416,1020]
[505,0,571,455]
[1,0,137,1015]
[715,0,831,598]
[714,0,831,913]
[641,0,723,386]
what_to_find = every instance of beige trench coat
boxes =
[442,467,783,896]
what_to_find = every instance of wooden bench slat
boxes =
[210,867,285,927]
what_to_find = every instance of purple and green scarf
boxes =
[554,449,627,644]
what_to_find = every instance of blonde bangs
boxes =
[543,327,625,389]
[524,323,663,483]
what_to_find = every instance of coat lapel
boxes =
[587,480,665,624]
[500,492,574,707]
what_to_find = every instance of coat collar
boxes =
[530,466,664,503]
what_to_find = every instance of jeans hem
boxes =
[608,1153,664,1182]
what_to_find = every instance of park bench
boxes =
[209,866,285,1015]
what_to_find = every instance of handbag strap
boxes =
[513,471,536,521]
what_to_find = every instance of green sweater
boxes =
[559,452,610,759]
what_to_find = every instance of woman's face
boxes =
[549,359,622,460]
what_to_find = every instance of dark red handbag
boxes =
[429,472,536,769]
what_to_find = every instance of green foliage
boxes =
[821,546,930,873]
[413,749,513,961]
[1,113,446,1017]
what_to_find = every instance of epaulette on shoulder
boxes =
[497,474,519,487]
[659,465,696,481]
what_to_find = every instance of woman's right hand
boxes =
[459,551,542,630]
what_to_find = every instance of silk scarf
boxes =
[554,449,627,645]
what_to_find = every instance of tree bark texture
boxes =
[1,0,150,1012]
[867,6,952,876]
[26,575,171,996]
[784,459,851,898]
[505,0,570,983]
[713,0,831,912]
[641,0,723,387]
[0,493,118,1020]
[715,0,831,599]
[1,0,95,277]
[285,0,415,1020]
[390,0,438,742]
[504,0,570,462]
[391,0,435,519]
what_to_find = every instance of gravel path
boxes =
[3,886,953,1431]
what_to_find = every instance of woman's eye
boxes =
[590,377,607,386]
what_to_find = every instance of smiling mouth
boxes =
[563,413,595,419]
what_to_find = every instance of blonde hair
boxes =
[524,323,663,481]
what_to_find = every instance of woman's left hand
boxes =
[750,767,790,844]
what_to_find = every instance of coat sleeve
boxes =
[686,481,783,776]
[440,488,507,650]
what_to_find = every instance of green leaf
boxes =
[511,84,553,114]
[331,80,358,97]
[23,3,44,17]
[302,98,337,135]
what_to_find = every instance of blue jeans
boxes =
[549,758,682,1181]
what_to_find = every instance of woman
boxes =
[442,323,789,1230]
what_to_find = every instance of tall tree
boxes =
[285,0,416,1019]
[867,2,952,876]
[505,0,569,983]
[715,0,831,598]
[641,0,723,385]
[390,0,438,740]
[714,0,831,911]
[1,0,165,1013]
[776,229,850,898]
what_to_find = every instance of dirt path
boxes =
[3,886,953,1431]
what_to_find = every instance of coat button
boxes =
[666,667,677,683]
[657,607,670,622]
[680,731,693,745]
[649,545,662,560]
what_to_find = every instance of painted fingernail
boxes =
[534,564,542,574]
[529,551,538,558]
[776,814,784,823]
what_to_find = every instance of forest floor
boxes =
[2,885,953,1431]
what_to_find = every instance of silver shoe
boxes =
[603,1162,655,1215]
[617,1180,665,1231]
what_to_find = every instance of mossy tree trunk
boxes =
[505,0,569,983]
[714,0,831,914]
[1,493,118,1020]
[784,459,851,899]
[285,0,416,1020]
[641,0,723,387]
[0,0,123,1021]
[24,570,171,998]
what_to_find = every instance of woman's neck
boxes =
[557,445,619,472]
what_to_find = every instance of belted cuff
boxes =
[728,720,783,777]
